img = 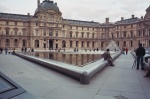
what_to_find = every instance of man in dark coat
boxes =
[102,49,114,66]
[136,43,145,70]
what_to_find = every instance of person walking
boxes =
[102,49,114,66]
[136,43,145,70]
[5,47,8,54]
[126,47,128,55]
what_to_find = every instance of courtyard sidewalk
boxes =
[0,52,150,99]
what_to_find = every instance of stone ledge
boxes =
[14,51,121,84]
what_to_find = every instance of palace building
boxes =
[0,0,150,50]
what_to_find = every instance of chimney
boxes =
[121,17,124,21]
[27,13,30,16]
[106,17,109,23]
[141,16,143,19]
[37,0,40,8]
[132,14,134,18]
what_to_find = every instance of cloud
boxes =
[0,0,149,23]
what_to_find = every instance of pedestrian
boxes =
[136,43,145,70]
[5,47,8,54]
[126,47,128,55]
[102,49,114,66]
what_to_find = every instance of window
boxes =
[92,33,94,38]
[70,41,73,47]
[139,31,141,36]
[76,32,78,38]
[15,22,17,26]
[6,30,9,35]
[101,42,103,47]
[117,32,119,38]
[92,42,94,47]
[36,23,38,26]
[62,31,65,37]
[23,30,26,36]
[87,41,89,47]
[70,31,72,38]
[81,32,84,38]
[6,21,9,25]
[14,30,17,35]
[49,30,53,36]
[130,31,133,37]
[56,31,58,36]
[82,41,84,47]
[130,41,133,47]
[123,31,126,37]
[70,26,72,29]
[44,30,46,36]
[76,27,78,30]
[87,32,89,38]
[22,39,26,46]
[6,39,10,46]
[124,25,126,29]
[36,30,38,36]
[143,30,145,36]
[35,40,39,48]
[76,41,78,47]
[14,39,18,46]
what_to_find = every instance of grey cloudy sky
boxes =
[0,0,149,23]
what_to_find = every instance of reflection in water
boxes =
[25,52,102,67]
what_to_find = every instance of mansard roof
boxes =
[115,17,140,24]
[0,13,34,21]
[146,5,150,12]
[63,19,101,27]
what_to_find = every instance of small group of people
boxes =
[122,47,128,55]
[102,43,150,77]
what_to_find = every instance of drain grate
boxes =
[114,95,128,99]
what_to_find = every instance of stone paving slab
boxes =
[0,52,150,99]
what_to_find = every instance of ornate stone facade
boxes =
[0,0,150,50]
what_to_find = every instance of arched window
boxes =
[6,29,9,35]
[35,39,39,48]
[14,39,18,46]
[22,39,26,47]
[62,40,66,48]
[6,39,10,46]
[76,41,78,47]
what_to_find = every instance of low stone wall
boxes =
[14,51,121,84]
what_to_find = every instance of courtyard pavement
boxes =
[0,51,150,99]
